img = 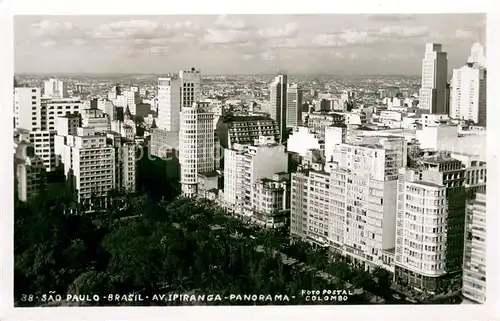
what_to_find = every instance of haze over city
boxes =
[15,14,485,75]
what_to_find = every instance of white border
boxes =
[1,0,498,321]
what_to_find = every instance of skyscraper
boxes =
[450,43,487,126]
[450,62,487,126]
[179,102,214,197]
[157,68,202,132]
[269,74,287,142]
[286,83,302,128]
[419,43,448,114]
[157,75,181,131]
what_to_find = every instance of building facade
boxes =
[394,154,466,293]
[179,101,214,196]
[450,62,487,126]
[269,74,288,142]
[286,83,302,128]
[462,192,486,303]
[43,78,68,98]
[419,43,448,114]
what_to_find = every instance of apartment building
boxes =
[15,141,45,202]
[286,83,302,128]
[291,135,406,270]
[149,128,179,159]
[223,143,248,211]
[29,130,57,171]
[14,87,41,131]
[450,62,487,126]
[216,115,280,150]
[251,173,290,228]
[290,162,333,247]
[462,192,486,303]
[55,122,116,207]
[240,136,288,217]
[81,108,110,133]
[450,152,486,194]
[330,136,406,270]
[394,154,466,293]
[107,132,137,192]
[306,112,344,139]
[269,74,288,142]
[157,75,182,131]
[179,101,214,196]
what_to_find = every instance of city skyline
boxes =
[15,14,485,75]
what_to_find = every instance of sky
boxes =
[14,14,486,75]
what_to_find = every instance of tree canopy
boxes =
[14,194,387,306]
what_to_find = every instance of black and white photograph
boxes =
[1,1,498,320]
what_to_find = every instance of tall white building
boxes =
[331,136,406,270]
[14,87,41,131]
[467,42,486,67]
[179,102,214,196]
[419,43,448,114]
[394,154,466,293]
[179,68,202,109]
[462,192,486,303]
[223,144,248,210]
[55,126,115,206]
[157,68,202,132]
[157,75,182,131]
[286,83,302,128]
[450,62,487,126]
[269,74,287,142]
[43,78,68,98]
[291,135,406,271]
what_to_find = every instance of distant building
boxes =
[43,78,68,98]
[306,112,344,139]
[215,115,279,150]
[450,59,487,126]
[81,108,110,133]
[286,83,302,128]
[418,43,448,114]
[269,74,287,142]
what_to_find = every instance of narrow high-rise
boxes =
[157,74,182,131]
[286,83,302,128]
[156,68,202,133]
[179,102,214,197]
[269,74,287,142]
[450,43,487,126]
[419,43,448,114]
